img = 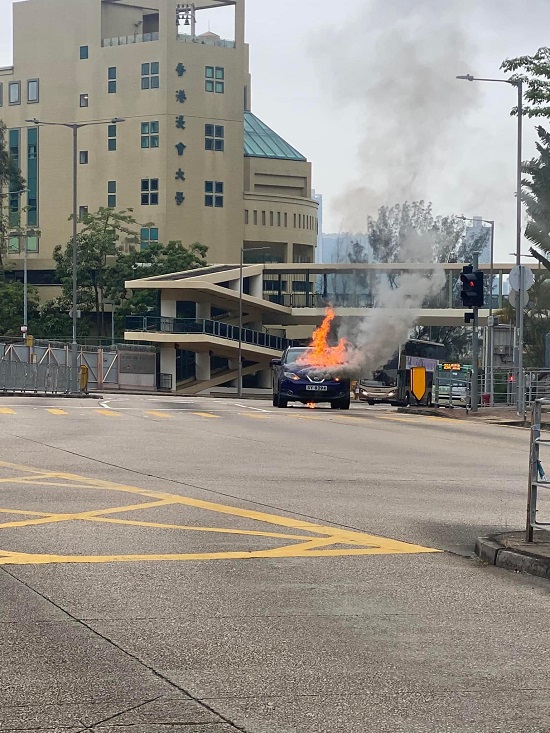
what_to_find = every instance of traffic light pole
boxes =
[471,252,480,414]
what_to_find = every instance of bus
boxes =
[356,339,445,407]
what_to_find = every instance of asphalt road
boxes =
[0,394,548,733]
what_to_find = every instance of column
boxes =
[160,346,176,393]
[160,295,176,318]
[195,351,211,382]
[257,366,272,390]
[196,301,211,320]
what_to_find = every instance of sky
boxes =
[2,0,550,262]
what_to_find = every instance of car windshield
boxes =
[284,347,312,364]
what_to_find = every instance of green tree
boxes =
[0,120,26,277]
[53,208,140,335]
[0,281,39,337]
[501,48,550,118]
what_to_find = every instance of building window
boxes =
[141,62,159,90]
[107,181,117,208]
[9,82,20,105]
[80,46,89,60]
[253,210,258,225]
[205,66,224,93]
[205,124,224,151]
[140,227,159,250]
[79,150,88,164]
[262,211,266,226]
[277,212,281,227]
[284,213,288,227]
[270,211,274,226]
[8,129,20,226]
[108,124,117,151]
[141,178,159,205]
[27,127,38,226]
[141,121,159,148]
[293,213,297,228]
[27,79,39,103]
[8,236,20,253]
[204,181,223,207]
[80,93,89,107]
[244,210,249,225]
[26,234,39,253]
[0,83,3,107]
[108,67,117,94]
[79,206,88,220]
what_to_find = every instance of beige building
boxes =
[0,0,318,295]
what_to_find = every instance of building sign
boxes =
[442,363,462,371]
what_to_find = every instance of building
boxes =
[0,0,318,298]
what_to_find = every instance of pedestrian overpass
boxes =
[124,262,517,393]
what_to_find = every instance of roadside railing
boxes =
[125,316,294,352]
[527,398,550,541]
[0,361,72,394]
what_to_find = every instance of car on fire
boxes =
[271,346,351,409]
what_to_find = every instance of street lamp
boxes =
[238,246,269,398]
[457,215,495,406]
[25,117,125,392]
[456,74,525,416]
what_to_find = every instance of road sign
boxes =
[410,366,426,402]
[509,287,529,310]
[509,265,534,292]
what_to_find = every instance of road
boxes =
[0,394,548,732]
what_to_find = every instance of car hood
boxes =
[284,362,344,383]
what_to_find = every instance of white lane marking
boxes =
[234,403,271,413]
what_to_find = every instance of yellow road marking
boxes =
[192,412,220,419]
[145,411,174,419]
[96,409,120,417]
[0,408,15,414]
[239,413,270,419]
[0,459,441,565]
[46,409,67,416]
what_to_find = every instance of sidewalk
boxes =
[476,531,550,581]
[398,405,530,426]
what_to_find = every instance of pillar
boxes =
[196,301,211,320]
[160,346,176,392]
[160,295,176,318]
[195,351,211,382]
[258,367,272,390]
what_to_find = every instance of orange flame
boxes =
[297,307,349,369]
[306,402,316,409]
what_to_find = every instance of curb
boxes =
[475,535,550,581]
[0,392,102,400]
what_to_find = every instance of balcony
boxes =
[102,32,159,47]
[126,316,293,352]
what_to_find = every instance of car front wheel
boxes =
[277,395,288,408]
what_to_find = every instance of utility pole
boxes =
[471,252,480,414]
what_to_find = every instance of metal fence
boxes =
[0,361,72,394]
[527,398,550,541]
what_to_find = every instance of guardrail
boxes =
[527,398,550,541]
[0,361,72,394]
[125,316,293,352]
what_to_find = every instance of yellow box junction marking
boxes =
[192,412,220,419]
[0,408,15,414]
[145,411,174,419]
[0,460,441,565]
[96,409,120,417]
[46,409,67,415]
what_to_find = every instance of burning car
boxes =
[271,309,351,409]
[272,347,351,409]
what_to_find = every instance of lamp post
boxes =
[456,74,524,415]
[457,215,495,406]
[26,117,125,392]
[238,246,269,398]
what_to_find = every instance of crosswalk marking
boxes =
[145,411,174,419]
[192,412,220,419]
[46,409,67,416]
[96,409,120,417]
[0,408,15,415]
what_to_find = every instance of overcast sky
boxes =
[2,0,550,262]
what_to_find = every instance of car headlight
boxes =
[388,390,396,397]
[334,377,340,382]
[283,371,300,381]
[361,390,368,395]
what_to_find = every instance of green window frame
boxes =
[107,180,117,208]
[141,121,159,148]
[108,124,117,151]
[8,129,20,227]
[205,67,224,93]
[27,127,38,226]
[205,123,224,151]
[80,46,89,60]
[141,62,160,90]
[108,67,117,94]
[141,179,159,205]
[140,226,159,250]
[204,180,223,208]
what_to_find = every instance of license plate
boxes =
[306,385,328,391]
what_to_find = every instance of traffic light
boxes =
[460,265,484,308]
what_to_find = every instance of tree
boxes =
[501,48,550,118]
[53,208,140,335]
[0,281,39,337]
[0,120,26,277]
[519,126,550,259]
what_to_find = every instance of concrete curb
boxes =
[0,392,102,400]
[475,535,550,581]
